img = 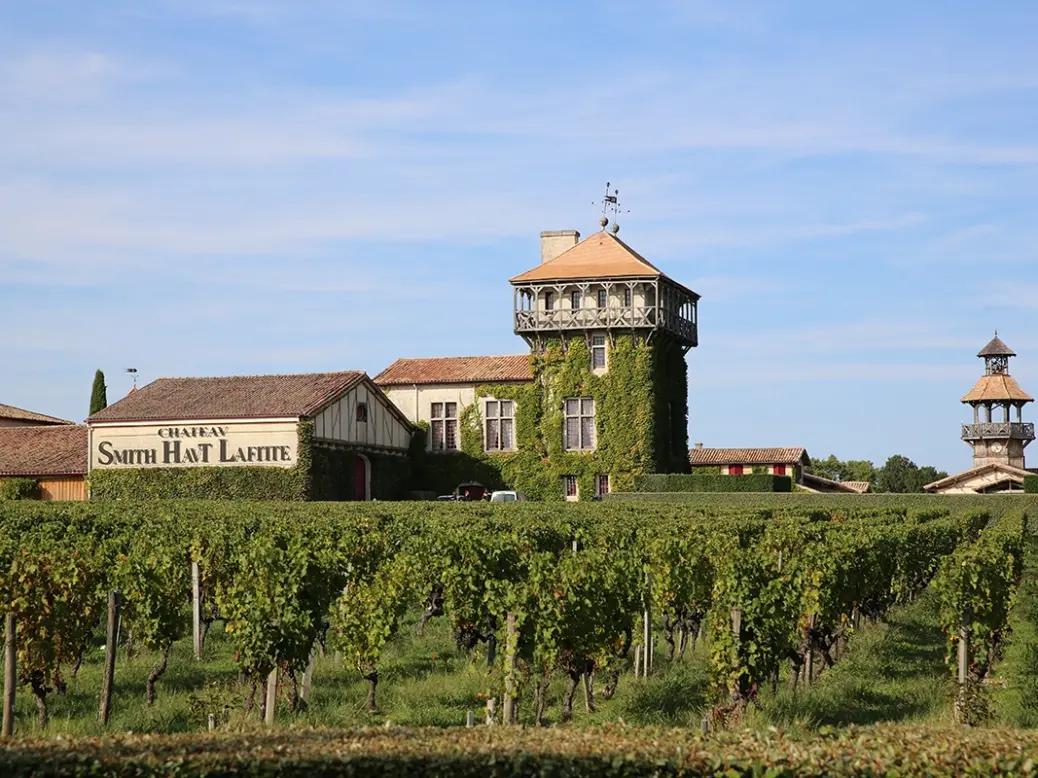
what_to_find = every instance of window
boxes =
[545,292,555,311]
[597,289,607,308]
[563,475,578,501]
[563,397,596,451]
[570,290,581,309]
[624,287,632,307]
[430,402,459,451]
[595,474,610,497]
[773,464,786,476]
[591,335,606,370]
[356,402,368,423]
[484,399,515,451]
[729,464,744,475]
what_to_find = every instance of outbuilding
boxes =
[0,425,88,500]
[86,371,414,501]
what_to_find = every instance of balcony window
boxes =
[564,397,596,451]
[624,287,632,307]
[597,289,607,308]
[570,290,581,309]
[430,402,459,451]
[545,292,555,311]
[484,399,515,451]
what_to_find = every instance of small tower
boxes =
[961,333,1034,468]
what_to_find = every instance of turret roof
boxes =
[978,334,1016,358]
[961,374,1033,404]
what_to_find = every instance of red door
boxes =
[353,456,368,501]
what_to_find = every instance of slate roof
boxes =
[960,374,1033,403]
[88,372,367,423]
[374,355,533,387]
[689,447,810,466]
[510,231,698,299]
[978,334,1016,358]
[0,403,73,426]
[0,425,87,476]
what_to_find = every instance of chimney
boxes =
[540,230,580,264]
[694,442,704,449]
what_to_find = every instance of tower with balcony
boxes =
[509,218,700,475]
[961,333,1034,468]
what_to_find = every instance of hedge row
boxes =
[1025,475,1038,494]
[3,725,1038,777]
[632,473,792,493]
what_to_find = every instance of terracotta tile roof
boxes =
[689,447,809,467]
[0,425,87,476]
[0,403,73,426]
[374,355,533,386]
[978,334,1016,358]
[511,231,668,284]
[960,374,1033,403]
[88,372,367,423]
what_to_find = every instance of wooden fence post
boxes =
[264,667,278,726]
[192,561,202,661]
[98,591,120,726]
[3,612,15,737]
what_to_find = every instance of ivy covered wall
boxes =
[409,334,690,501]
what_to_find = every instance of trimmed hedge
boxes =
[1025,475,1038,494]
[632,473,792,493]
[0,478,40,501]
[2,725,1038,776]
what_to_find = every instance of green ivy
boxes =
[1025,475,1038,494]
[408,335,690,501]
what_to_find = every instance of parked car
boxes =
[453,482,488,501]
[490,490,527,502]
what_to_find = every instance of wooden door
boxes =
[353,455,368,501]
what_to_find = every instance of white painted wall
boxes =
[382,383,525,452]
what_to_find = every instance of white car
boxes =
[489,490,527,502]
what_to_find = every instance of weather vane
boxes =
[125,367,138,390]
[593,181,629,234]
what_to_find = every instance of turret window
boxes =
[430,402,458,451]
[564,397,596,451]
[597,289,607,308]
[484,399,515,451]
[624,288,632,307]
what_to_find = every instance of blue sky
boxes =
[2,1,1037,473]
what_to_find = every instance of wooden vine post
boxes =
[642,571,652,678]
[729,606,742,703]
[192,560,202,661]
[264,667,278,726]
[300,646,316,710]
[805,613,816,686]
[958,620,969,689]
[502,611,520,725]
[98,591,120,726]
[2,612,15,737]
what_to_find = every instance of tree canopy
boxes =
[808,454,948,493]
[89,369,108,416]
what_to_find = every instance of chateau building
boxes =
[926,334,1035,494]
[376,221,699,500]
[86,371,413,500]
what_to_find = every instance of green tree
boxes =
[808,455,877,485]
[876,454,920,493]
[89,369,108,416]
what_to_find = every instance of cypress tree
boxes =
[89,370,108,416]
